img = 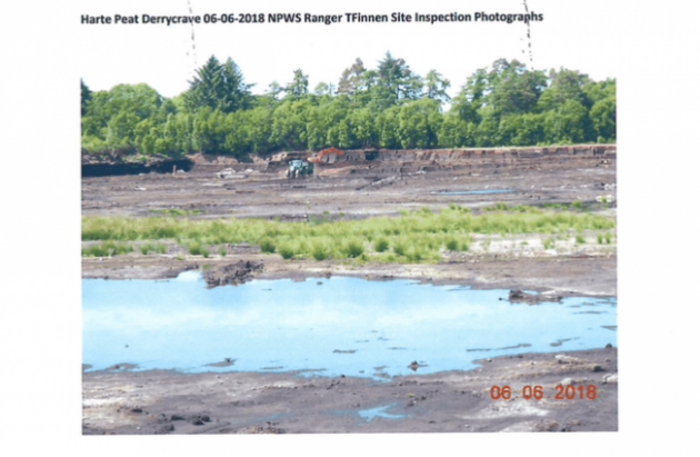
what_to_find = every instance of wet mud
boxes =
[83,347,617,434]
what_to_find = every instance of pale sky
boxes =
[78,0,622,99]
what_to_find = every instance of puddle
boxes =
[438,189,512,195]
[357,403,405,421]
[549,337,579,347]
[83,273,617,378]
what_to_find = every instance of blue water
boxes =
[357,404,405,421]
[83,272,616,379]
[438,189,512,195]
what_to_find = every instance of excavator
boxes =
[308,147,343,163]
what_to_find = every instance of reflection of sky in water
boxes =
[357,404,404,421]
[83,272,617,379]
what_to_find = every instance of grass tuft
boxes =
[374,237,389,253]
[278,242,295,260]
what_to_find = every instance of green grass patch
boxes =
[82,204,615,263]
[483,202,509,212]
[82,241,133,257]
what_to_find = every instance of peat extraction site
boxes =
[82,144,617,434]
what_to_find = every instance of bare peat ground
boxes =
[82,348,618,434]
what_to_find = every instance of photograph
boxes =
[78,0,619,434]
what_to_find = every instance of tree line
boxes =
[81,53,616,159]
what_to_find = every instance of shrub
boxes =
[445,238,459,251]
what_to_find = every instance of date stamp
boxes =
[490,384,597,400]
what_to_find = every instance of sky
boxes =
[77,0,623,99]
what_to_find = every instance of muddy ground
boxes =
[82,154,615,221]
[82,154,617,433]
[83,348,617,434]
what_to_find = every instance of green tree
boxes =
[372,52,422,109]
[270,98,312,149]
[313,82,335,96]
[349,108,376,147]
[286,69,309,98]
[589,95,616,142]
[192,108,230,154]
[396,99,442,149]
[218,57,254,112]
[375,106,400,148]
[544,99,588,144]
[450,68,488,124]
[82,83,163,153]
[337,58,367,96]
[265,81,284,100]
[81,79,92,116]
[423,70,451,105]
[185,56,223,112]
[486,59,547,117]
[438,114,476,148]
[185,56,252,113]
[537,69,590,112]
